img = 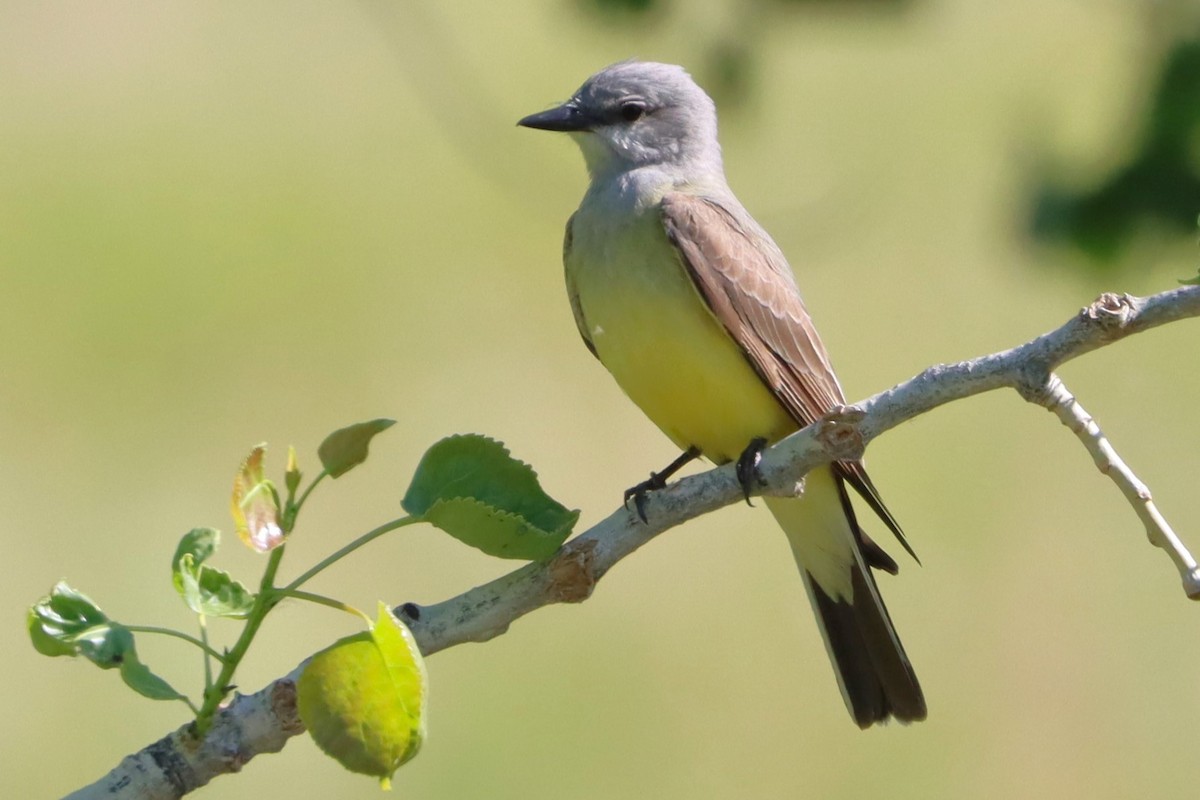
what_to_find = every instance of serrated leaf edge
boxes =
[423,496,571,560]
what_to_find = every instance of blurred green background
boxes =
[4,2,1200,798]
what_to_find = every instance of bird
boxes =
[518,60,925,728]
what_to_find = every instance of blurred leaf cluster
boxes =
[577,0,914,104]
[1031,36,1200,267]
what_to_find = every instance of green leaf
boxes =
[28,582,120,666]
[171,528,255,618]
[402,434,579,560]
[120,648,188,702]
[232,444,284,552]
[27,583,188,704]
[421,497,565,560]
[298,603,427,788]
[79,620,134,669]
[318,419,396,479]
[171,527,219,594]
[178,554,256,618]
[27,607,76,657]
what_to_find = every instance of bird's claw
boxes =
[735,437,768,507]
[624,473,666,524]
[623,447,701,524]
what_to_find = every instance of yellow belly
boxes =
[568,208,796,464]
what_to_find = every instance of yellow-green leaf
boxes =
[298,603,427,788]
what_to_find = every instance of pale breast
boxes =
[566,203,796,463]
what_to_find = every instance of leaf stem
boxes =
[199,616,214,690]
[280,589,371,623]
[293,470,329,516]
[194,545,287,733]
[125,625,226,663]
[281,516,416,594]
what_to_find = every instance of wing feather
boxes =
[661,193,915,559]
[563,212,598,359]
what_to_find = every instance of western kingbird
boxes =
[519,61,925,727]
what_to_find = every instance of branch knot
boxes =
[1084,292,1135,332]
[547,538,598,603]
[818,405,867,461]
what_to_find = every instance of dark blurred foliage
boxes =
[1030,36,1200,268]
[576,0,915,105]
[581,0,911,10]
[586,0,659,14]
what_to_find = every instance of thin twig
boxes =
[1027,373,1200,597]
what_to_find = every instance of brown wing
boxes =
[661,192,914,560]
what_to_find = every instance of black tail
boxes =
[766,467,925,727]
[805,563,926,727]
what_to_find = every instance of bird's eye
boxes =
[619,101,646,122]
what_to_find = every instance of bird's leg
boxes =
[734,437,769,507]
[624,446,701,523]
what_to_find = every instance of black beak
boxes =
[517,102,592,132]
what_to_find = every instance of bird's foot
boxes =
[623,447,701,523]
[734,437,769,507]
[623,475,665,524]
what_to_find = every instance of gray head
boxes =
[518,61,723,180]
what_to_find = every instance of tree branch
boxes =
[1028,374,1200,595]
[62,286,1200,800]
